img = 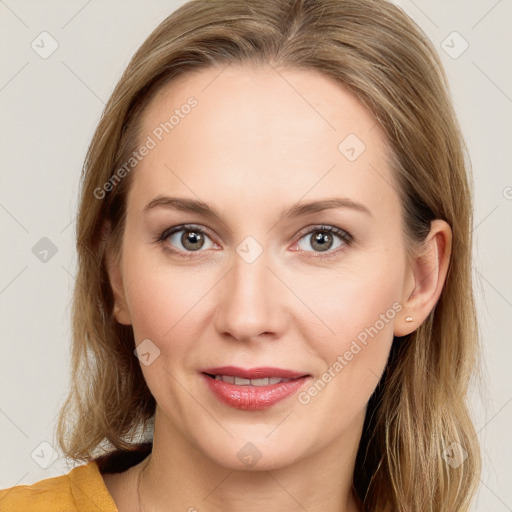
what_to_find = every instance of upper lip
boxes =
[201,366,309,379]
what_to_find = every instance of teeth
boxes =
[233,376,251,385]
[251,378,271,386]
[213,375,292,386]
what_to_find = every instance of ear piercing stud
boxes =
[405,316,413,322]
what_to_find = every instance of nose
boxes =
[214,250,288,342]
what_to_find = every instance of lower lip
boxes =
[201,374,309,410]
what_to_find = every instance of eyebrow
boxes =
[143,195,373,221]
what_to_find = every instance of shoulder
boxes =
[0,461,117,512]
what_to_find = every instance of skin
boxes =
[103,63,452,512]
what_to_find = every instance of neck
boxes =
[139,407,364,512]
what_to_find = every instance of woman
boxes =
[0,0,481,510]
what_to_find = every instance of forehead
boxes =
[128,63,399,221]
[141,62,382,153]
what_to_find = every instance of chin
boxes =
[194,428,309,471]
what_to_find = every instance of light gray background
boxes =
[0,1,511,510]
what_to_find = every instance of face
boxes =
[109,63,412,470]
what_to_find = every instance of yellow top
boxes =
[0,461,118,512]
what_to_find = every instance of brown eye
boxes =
[310,230,335,252]
[180,230,205,251]
[161,225,216,254]
[295,225,352,256]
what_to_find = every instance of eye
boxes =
[156,223,353,259]
[293,225,353,258]
[158,224,218,257]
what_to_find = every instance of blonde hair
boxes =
[55,0,482,510]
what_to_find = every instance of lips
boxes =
[200,366,308,380]
[211,375,292,386]
[200,366,311,410]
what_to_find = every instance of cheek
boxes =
[295,283,399,423]
[294,253,403,399]
[121,241,205,341]
[294,256,403,348]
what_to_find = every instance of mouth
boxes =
[204,374,297,386]
[201,366,309,380]
[200,366,311,410]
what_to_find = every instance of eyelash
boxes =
[155,224,354,260]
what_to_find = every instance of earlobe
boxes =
[112,302,131,325]
[394,219,452,337]
[102,220,132,326]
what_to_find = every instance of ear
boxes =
[102,220,132,326]
[394,219,452,336]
